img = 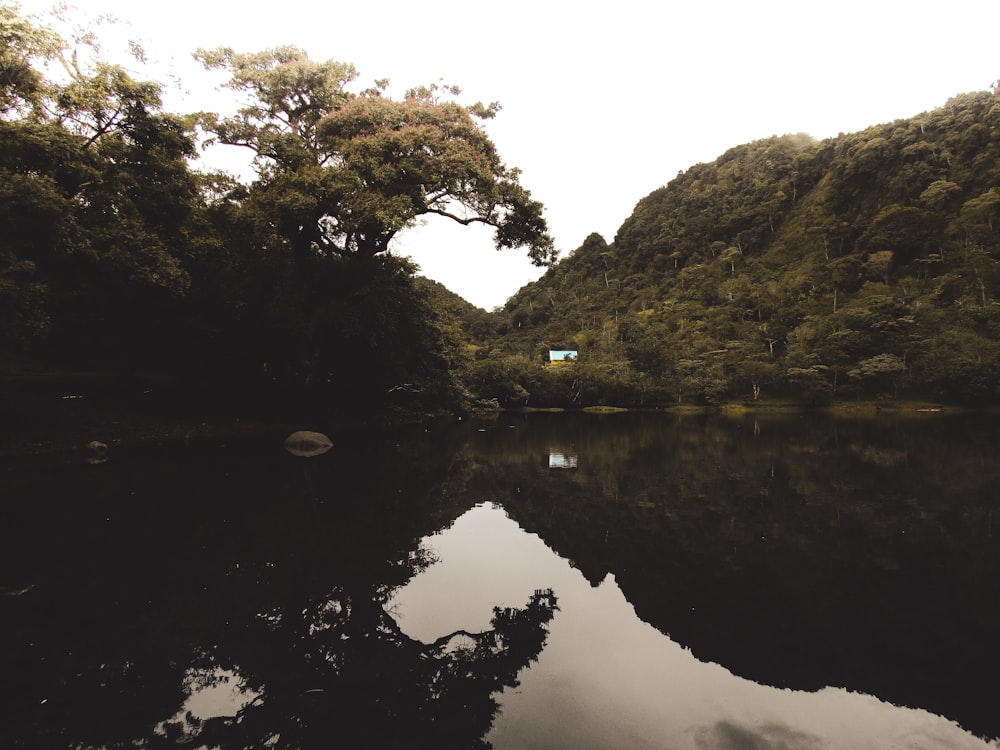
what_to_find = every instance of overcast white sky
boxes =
[16,0,998,308]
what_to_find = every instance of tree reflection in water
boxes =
[0,431,557,750]
[3,412,1000,747]
[157,587,557,749]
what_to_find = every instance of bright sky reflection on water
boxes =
[389,503,998,750]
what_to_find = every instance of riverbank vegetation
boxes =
[2,4,999,421]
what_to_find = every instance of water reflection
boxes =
[453,411,1000,741]
[0,433,557,749]
[548,452,578,469]
[1,412,999,748]
[394,502,997,750]
[155,668,259,741]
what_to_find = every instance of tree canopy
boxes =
[195,46,554,266]
[0,5,200,364]
[0,9,553,417]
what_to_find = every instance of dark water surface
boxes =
[2,411,999,748]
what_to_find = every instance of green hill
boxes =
[472,91,1000,407]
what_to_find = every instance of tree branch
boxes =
[422,207,494,228]
[81,107,122,148]
[428,628,492,650]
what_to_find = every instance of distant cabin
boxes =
[549,350,578,365]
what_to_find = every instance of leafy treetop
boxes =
[195,46,555,266]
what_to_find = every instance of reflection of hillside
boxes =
[7,415,995,745]
[448,412,1000,739]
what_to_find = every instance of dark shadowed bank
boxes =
[0,366,295,460]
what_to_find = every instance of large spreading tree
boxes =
[189,46,555,409]
[2,10,556,411]
[194,46,555,269]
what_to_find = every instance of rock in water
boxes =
[284,430,333,457]
[85,440,108,464]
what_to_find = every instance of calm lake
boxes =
[2,410,999,749]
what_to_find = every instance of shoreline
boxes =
[0,366,990,460]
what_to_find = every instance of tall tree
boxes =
[195,47,555,269]
[0,4,202,366]
[191,47,554,410]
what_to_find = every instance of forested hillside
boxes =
[4,5,1000,420]
[476,91,1000,407]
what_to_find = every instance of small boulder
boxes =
[85,440,108,465]
[284,430,333,457]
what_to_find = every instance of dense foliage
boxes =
[0,6,548,419]
[3,4,999,416]
[486,95,1000,406]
